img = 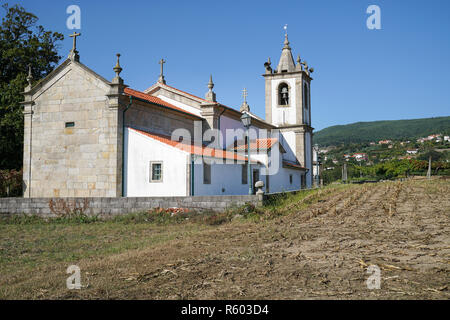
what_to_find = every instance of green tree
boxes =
[0,3,63,169]
[417,149,443,162]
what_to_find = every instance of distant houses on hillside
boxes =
[343,153,368,162]
[417,133,449,143]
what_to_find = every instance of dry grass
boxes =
[0,178,449,299]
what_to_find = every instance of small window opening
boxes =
[278,83,289,105]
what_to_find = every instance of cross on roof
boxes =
[158,58,166,84]
[159,59,166,75]
[242,88,248,103]
[69,31,81,52]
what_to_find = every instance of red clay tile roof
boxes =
[124,87,201,119]
[155,84,272,125]
[130,128,256,162]
[282,160,307,171]
[233,138,279,151]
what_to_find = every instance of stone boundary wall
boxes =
[0,195,259,217]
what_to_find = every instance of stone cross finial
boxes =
[70,32,81,51]
[68,32,81,61]
[242,88,248,103]
[240,88,250,112]
[158,58,166,84]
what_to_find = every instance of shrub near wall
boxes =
[0,169,22,197]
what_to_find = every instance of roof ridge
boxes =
[124,87,201,119]
[162,83,209,102]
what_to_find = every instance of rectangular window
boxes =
[289,174,293,184]
[242,164,248,184]
[150,162,163,182]
[65,122,75,128]
[203,161,211,184]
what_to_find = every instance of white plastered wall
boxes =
[271,78,297,126]
[124,128,189,197]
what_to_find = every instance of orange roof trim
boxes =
[130,128,257,163]
[282,160,307,171]
[233,138,279,151]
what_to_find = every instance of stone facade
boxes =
[22,60,122,198]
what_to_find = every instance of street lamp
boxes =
[314,144,320,188]
[240,112,252,195]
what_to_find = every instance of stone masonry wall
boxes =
[125,99,195,138]
[0,195,259,217]
[24,62,119,198]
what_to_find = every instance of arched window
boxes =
[278,83,289,105]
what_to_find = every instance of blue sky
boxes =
[4,0,450,130]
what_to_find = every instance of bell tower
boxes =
[263,31,315,187]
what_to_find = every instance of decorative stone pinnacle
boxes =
[205,74,216,102]
[113,53,122,77]
[26,64,33,84]
[208,74,214,90]
[25,64,33,91]
[264,57,272,74]
[296,55,303,71]
[158,58,166,84]
[283,33,290,49]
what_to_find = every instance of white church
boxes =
[21,32,314,198]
